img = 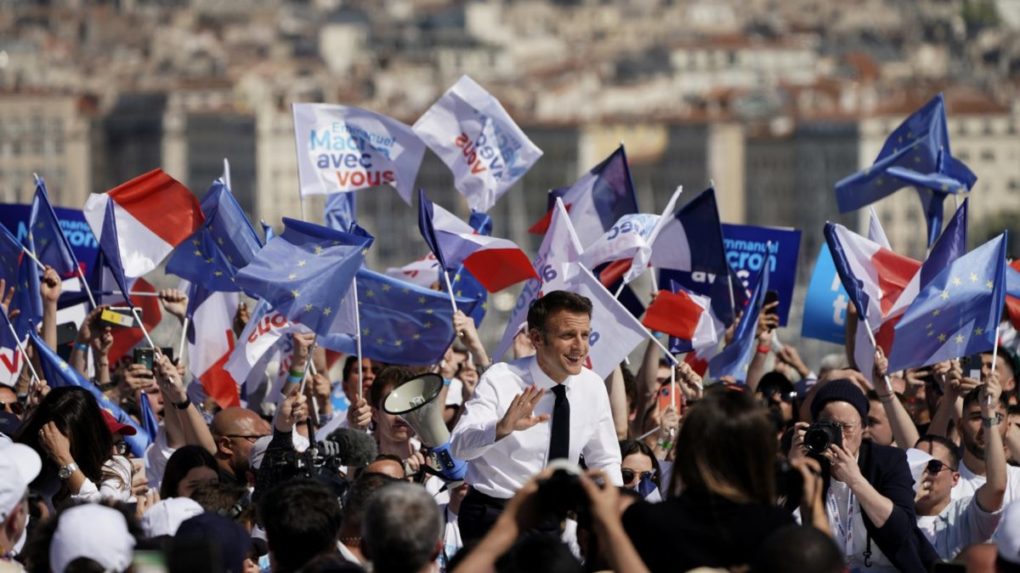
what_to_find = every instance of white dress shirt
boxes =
[952,461,1020,507]
[450,356,622,498]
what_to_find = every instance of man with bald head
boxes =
[211,407,271,486]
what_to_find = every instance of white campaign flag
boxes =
[292,103,426,204]
[579,213,659,282]
[385,253,441,289]
[493,199,583,361]
[559,263,651,379]
[413,75,543,212]
[224,304,305,386]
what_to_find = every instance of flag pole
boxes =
[223,158,232,191]
[614,282,626,298]
[649,268,659,293]
[6,322,40,388]
[74,266,97,308]
[131,307,158,350]
[297,340,316,396]
[990,322,1001,408]
[442,270,459,314]
[352,276,365,402]
[860,313,894,394]
[670,363,678,411]
[177,317,189,363]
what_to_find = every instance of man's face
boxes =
[0,386,21,419]
[218,414,271,477]
[865,399,894,446]
[530,310,590,383]
[343,358,376,402]
[817,401,864,457]
[372,385,414,445]
[960,402,1008,459]
[981,353,1016,393]
[916,441,959,506]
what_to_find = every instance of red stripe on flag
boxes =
[871,248,921,315]
[463,248,539,292]
[642,290,702,340]
[684,352,709,377]
[1006,296,1020,332]
[598,259,632,288]
[199,328,240,409]
[108,169,204,247]
[528,203,572,235]
[874,315,900,356]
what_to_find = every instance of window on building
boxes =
[983,120,994,135]
[980,149,995,162]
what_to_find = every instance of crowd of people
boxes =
[2,262,1020,573]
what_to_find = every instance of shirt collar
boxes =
[528,355,571,391]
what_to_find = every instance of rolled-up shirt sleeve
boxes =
[581,383,623,486]
[450,375,501,461]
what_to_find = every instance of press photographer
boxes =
[791,378,938,572]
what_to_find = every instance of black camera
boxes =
[803,421,842,455]
[536,461,588,520]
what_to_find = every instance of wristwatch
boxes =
[58,462,78,480]
[982,413,1003,427]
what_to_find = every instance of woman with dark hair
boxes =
[619,440,661,498]
[160,445,220,500]
[621,386,795,572]
[15,386,123,505]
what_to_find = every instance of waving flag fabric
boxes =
[417,189,537,292]
[28,328,149,456]
[644,287,723,355]
[325,192,358,233]
[413,75,542,212]
[493,198,584,361]
[648,187,729,277]
[30,177,79,277]
[529,145,639,247]
[887,233,1007,371]
[887,147,975,247]
[83,169,204,278]
[166,178,264,292]
[234,218,367,338]
[186,284,241,409]
[1005,261,1020,331]
[579,214,659,282]
[709,261,770,382]
[293,104,426,204]
[318,268,481,365]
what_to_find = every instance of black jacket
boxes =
[838,440,938,573]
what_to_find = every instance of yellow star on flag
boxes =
[932,309,941,317]
[423,321,432,329]
[305,304,313,312]
[955,334,965,344]
[288,273,297,280]
[940,290,950,300]
[314,245,323,255]
[986,280,994,289]
[323,307,332,316]
[975,327,984,335]
[937,333,947,342]
[418,296,426,304]
[366,290,375,298]
[362,328,370,336]
[193,249,202,256]
[393,340,402,347]
[297,260,306,267]
[291,289,300,298]
[970,273,978,283]
[381,283,391,292]
[951,277,962,287]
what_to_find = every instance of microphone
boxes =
[321,427,378,469]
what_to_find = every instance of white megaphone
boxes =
[383,372,467,482]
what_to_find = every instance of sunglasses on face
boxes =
[925,459,956,475]
[0,399,23,416]
[621,469,656,483]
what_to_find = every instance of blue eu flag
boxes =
[318,268,480,365]
[30,177,79,277]
[166,179,264,292]
[887,232,1007,372]
[235,218,367,338]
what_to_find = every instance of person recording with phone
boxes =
[791,378,937,572]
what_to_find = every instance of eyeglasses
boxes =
[820,420,860,435]
[925,459,956,474]
[0,400,23,416]
[621,469,656,484]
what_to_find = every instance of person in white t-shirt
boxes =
[952,381,1020,505]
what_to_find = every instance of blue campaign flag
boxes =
[887,233,1008,372]
[887,146,976,247]
[317,268,480,365]
[167,179,264,292]
[708,260,770,383]
[325,192,357,233]
[721,224,800,326]
[835,94,976,224]
[801,245,850,345]
[235,218,367,337]
[30,177,79,277]
[27,328,150,456]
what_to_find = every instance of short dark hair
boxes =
[619,439,661,485]
[339,472,395,535]
[258,479,342,573]
[342,356,358,381]
[369,366,416,410]
[526,291,592,334]
[752,525,844,573]
[915,435,961,469]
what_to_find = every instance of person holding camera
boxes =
[792,378,938,572]
[451,291,622,544]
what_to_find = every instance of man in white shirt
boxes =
[451,290,622,543]
[952,383,1020,505]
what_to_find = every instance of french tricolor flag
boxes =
[186,284,241,409]
[642,288,723,356]
[417,189,538,292]
[1007,260,1020,331]
[84,169,204,278]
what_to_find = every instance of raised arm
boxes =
[40,266,61,351]
[873,349,919,449]
[633,338,661,437]
[975,370,1006,513]
[154,352,215,454]
[605,365,629,440]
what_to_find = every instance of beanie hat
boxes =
[810,379,869,422]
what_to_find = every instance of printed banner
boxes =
[0,203,98,273]
[801,245,849,344]
[293,103,426,204]
[721,224,801,326]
